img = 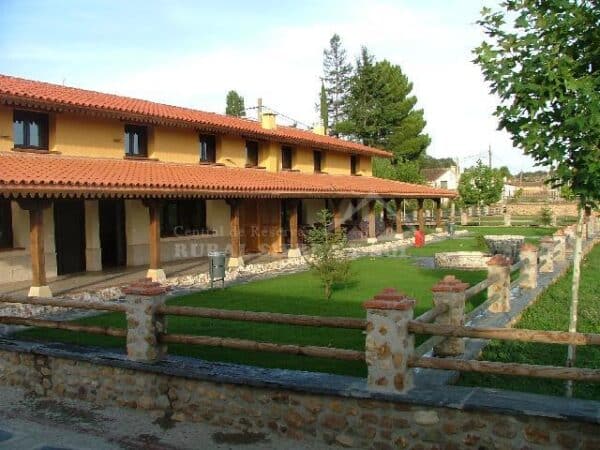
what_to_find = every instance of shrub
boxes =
[539,207,553,226]
[305,209,352,299]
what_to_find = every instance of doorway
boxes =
[99,199,127,268]
[54,200,86,275]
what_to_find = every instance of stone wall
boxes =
[506,202,578,217]
[433,251,491,270]
[1,345,598,450]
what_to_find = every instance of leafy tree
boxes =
[322,34,352,132]
[475,0,600,395]
[497,166,511,179]
[373,158,424,184]
[457,160,504,225]
[319,81,329,132]
[225,90,246,117]
[421,156,456,169]
[539,206,553,227]
[338,48,431,169]
[305,210,351,299]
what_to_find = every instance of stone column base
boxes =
[227,256,245,268]
[28,285,53,298]
[394,233,404,239]
[367,237,378,244]
[287,248,302,258]
[85,248,102,272]
[146,269,167,283]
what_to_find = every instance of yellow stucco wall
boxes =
[53,113,123,158]
[217,135,246,168]
[324,151,349,175]
[293,146,314,173]
[149,126,199,163]
[359,156,373,176]
[0,105,13,152]
[206,200,230,236]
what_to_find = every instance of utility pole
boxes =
[488,144,492,168]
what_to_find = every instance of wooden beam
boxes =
[287,200,299,249]
[29,206,46,287]
[395,199,404,234]
[332,199,343,232]
[147,200,161,270]
[383,199,393,236]
[368,199,376,239]
[435,199,442,228]
[417,199,425,232]
[227,199,241,258]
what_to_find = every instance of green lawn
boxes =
[459,244,600,400]
[16,257,487,377]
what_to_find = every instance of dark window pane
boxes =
[0,199,13,248]
[246,141,259,167]
[282,146,293,170]
[351,155,358,175]
[13,118,25,146]
[124,125,147,156]
[13,110,48,149]
[313,150,322,172]
[200,135,216,162]
[160,200,207,237]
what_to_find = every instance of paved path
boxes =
[0,385,329,450]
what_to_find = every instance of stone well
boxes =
[434,251,492,270]
[484,235,525,262]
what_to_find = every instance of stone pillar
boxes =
[287,199,301,258]
[564,225,576,250]
[460,209,468,226]
[363,288,415,393]
[449,200,456,224]
[539,236,555,273]
[519,243,538,289]
[383,199,393,236]
[394,199,404,239]
[227,199,244,268]
[551,211,558,227]
[144,199,166,283]
[487,255,511,313]
[503,212,511,226]
[553,229,566,262]
[367,200,377,244]
[417,199,425,232]
[84,200,102,271]
[431,275,468,357]
[123,281,168,363]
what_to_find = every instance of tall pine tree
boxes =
[319,81,329,132]
[322,34,352,133]
[225,90,246,117]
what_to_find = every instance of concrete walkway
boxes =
[0,254,282,299]
[0,385,329,450]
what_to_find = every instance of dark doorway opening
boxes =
[99,200,127,268]
[54,200,86,275]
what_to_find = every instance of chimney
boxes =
[261,112,277,130]
[312,122,326,136]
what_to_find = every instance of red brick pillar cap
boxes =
[363,288,416,311]
[520,242,538,252]
[487,254,512,266]
[123,278,169,296]
[431,275,469,293]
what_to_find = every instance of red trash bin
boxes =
[414,230,425,248]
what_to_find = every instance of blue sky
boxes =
[0,0,537,172]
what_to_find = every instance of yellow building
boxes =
[0,74,455,297]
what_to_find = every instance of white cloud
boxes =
[89,0,535,173]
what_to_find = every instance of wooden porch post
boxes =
[332,198,343,233]
[367,199,377,244]
[435,198,443,229]
[17,199,52,298]
[417,199,425,232]
[143,199,166,282]
[287,199,301,258]
[227,199,244,268]
[394,199,404,239]
[383,199,393,237]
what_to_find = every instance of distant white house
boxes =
[421,166,460,191]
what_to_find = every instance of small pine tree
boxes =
[225,91,246,117]
[305,210,351,300]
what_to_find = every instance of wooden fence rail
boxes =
[0,315,127,338]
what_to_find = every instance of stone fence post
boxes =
[431,275,468,357]
[519,243,538,290]
[564,225,576,251]
[123,280,169,363]
[539,237,556,273]
[460,209,468,226]
[487,255,511,313]
[503,212,511,226]
[363,288,415,394]
[553,229,566,262]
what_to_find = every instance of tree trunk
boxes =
[566,204,585,397]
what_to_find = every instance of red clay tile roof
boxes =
[0,74,391,158]
[0,152,456,199]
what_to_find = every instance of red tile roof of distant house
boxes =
[0,74,392,158]
[0,152,456,199]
